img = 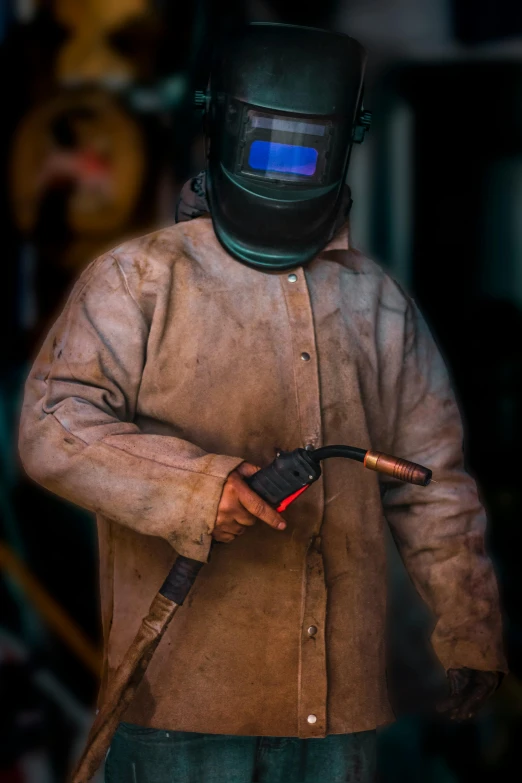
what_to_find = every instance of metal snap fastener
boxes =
[288,273,298,282]
[307,625,318,637]
[301,352,311,361]
[307,714,317,724]
[305,444,314,451]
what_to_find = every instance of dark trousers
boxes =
[105,722,377,783]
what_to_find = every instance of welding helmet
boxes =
[198,22,370,271]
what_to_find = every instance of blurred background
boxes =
[0,1,521,781]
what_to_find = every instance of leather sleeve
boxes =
[381,298,508,674]
[18,254,244,562]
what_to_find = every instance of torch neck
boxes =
[309,445,367,464]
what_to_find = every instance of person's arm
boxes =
[19,253,244,562]
[381,297,507,678]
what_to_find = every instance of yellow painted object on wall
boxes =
[55,0,149,84]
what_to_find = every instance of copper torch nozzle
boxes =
[364,450,432,486]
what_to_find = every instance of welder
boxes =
[19,23,506,783]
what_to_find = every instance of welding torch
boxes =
[159,445,431,604]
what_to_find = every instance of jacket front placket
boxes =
[279,267,327,738]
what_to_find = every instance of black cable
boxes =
[310,445,366,463]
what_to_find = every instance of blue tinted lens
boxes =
[248,140,318,176]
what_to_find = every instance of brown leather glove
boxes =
[436,667,503,721]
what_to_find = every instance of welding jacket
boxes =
[18,216,507,738]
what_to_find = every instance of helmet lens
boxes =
[238,109,331,183]
[248,140,318,177]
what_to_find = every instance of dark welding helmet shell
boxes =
[206,23,366,270]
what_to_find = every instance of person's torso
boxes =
[99,217,407,735]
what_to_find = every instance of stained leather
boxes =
[73,593,179,781]
[19,216,507,739]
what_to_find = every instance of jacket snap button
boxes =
[307,625,318,637]
[288,273,298,282]
[307,714,317,724]
[301,352,311,361]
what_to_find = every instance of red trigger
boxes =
[277,484,310,512]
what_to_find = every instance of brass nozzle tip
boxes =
[364,450,432,486]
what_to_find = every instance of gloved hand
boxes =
[436,667,503,721]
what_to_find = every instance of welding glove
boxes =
[437,667,503,721]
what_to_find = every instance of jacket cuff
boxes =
[434,637,509,675]
[165,455,245,563]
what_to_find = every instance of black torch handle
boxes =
[245,448,321,509]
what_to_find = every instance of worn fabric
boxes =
[19,215,506,739]
[104,724,377,783]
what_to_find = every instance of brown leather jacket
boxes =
[19,216,506,738]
